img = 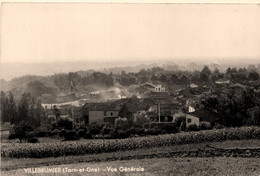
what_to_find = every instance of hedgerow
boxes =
[1,126,260,158]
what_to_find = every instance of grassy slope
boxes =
[2,157,260,176]
[2,139,260,171]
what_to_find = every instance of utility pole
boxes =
[158,103,161,123]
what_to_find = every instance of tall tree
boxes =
[8,92,17,124]
[28,96,37,126]
[170,74,179,84]
[231,67,237,73]
[150,75,157,82]
[138,76,149,84]
[1,91,8,123]
[29,98,44,128]
[17,93,31,123]
[248,71,259,81]
[36,99,44,122]
[159,74,167,83]
[180,75,188,85]
[199,73,209,83]
[201,65,211,76]
[226,67,232,75]
[190,74,199,84]
[248,106,260,126]
[212,68,223,80]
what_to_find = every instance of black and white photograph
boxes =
[1,1,260,175]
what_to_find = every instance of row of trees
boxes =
[117,66,259,87]
[33,65,258,97]
[1,92,44,128]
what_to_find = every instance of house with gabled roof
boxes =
[42,107,71,127]
[145,103,181,122]
[140,82,166,92]
[82,101,129,125]
[186,109,223,128]
[125,102,149,121]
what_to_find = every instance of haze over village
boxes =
[1,58,259,80]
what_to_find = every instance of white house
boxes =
[185,114,200,127]
[186,110,223,128]
[140,82,166,92]
[215,79,230,84]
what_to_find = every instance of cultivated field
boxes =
[2,127,260,158]
[1,139,260,171]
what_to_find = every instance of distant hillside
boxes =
[1,71,116,103]
[3,58,258,80]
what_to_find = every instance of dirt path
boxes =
[2,157,260,176]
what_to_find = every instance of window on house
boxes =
[104,111,106,116]
[110,112,113,116]
[187,118,192,123]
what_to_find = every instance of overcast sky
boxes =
[1,3,260,63]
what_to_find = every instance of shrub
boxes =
[115,117,131,130]
[200,123,212,130]
[162,124,179,133]
[35,130,49,137]
[144,128,162,136]
[150,123,179,134]
[76,125,88,131]
[27,132,36,138]
[100,125,113,135]
[187,124,199,131]
[109,130,119,139]
[59,129,67,137]
[118,130,131,139]
[137,128,145,136]
[127,127,138,136]
[84,132,93,139]
[77,129,87,138]
[89,123,102,135]
[53,118,73,130]
[144,129,155,135]
[64,130,79,141]
[133,115,151,128]
[9,121,34,142]
[27,137,39,143]
[8,132,17,140]
[213,123,225,129]
[50,129,60,136]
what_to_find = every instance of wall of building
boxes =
[89,111,105,125]
[155,85,166,92]
[89,110,120,125]
[105,111,119,117]
[186,114,200,127]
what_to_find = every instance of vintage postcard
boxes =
[1,1,260,175]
